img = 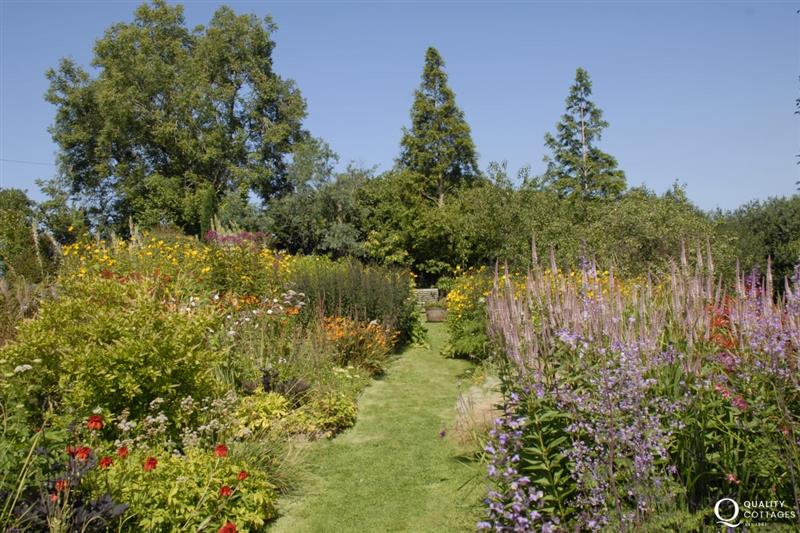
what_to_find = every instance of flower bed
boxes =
[0,229,415,531]
[478,250,800,531]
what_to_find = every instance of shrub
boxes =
[323,316,397,376]
[289,256,417,344]
[237,392,292,434]
[92,446,277,531]
[1,276,223,423]
[283,392,358,439]
[0,189,60,283]
[204,232,291,297]
[444,267,498,360]
[237,389,357,439]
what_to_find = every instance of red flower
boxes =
[99,456,114,469]
[65,446,77,457]
[75,446,91,461]
[116,446,129,459]
[214,444,228,458]
[86,414,104,431]
[237,470,248,481]
[143,456,158,472]
[219,485,233,497]
[218,522,237,533]
[49,493,58,503]
[54,479,68,492]
[731,396,748,411]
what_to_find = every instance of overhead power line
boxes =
[0,158,56,167]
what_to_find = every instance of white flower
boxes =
[13,364,33,374]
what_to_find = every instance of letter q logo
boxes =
[714,498,741,528]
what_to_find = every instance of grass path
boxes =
[268,322,485,533]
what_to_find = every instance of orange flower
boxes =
[54,479,68,492]
[75,446,91,461]
[117,446,129,459]
[86,414,104,431]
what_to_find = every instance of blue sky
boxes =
[1,0,798,210]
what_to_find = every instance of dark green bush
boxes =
[289,256,418,345]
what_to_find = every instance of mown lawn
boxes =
[269,322,485,533]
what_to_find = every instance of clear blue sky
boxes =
[1,0,798,210]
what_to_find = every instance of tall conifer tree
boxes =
[398,47,479,207]
[543,68,626,200]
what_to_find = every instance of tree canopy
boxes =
[45,0,308,234]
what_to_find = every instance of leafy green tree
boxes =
[543,68,626,201]
[586,185,731,276]
[287,137,339,191]
[45,0,308,234]
[270,164,371,258]
[398,47,480,207]
[721,195,800,283]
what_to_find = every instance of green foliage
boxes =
[519,396,576,524]
[669,369,798,512]
[239,388,358,439]
[0,189,59,283]
[1,276,223,422]
[94,447,278,531]
[444,268,492,360]
[720,195,800,283]
[398,47,480,208]
[585,185,735,276]
[289,256,417,344]
[543,68,626,201]
[237,392,292,434]
[269,165,371,258]
[45,0,308,234]
[204,239,290,297]
[283,392,358,439]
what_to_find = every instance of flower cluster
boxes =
[483,247,800,530]
[478,392,558,532]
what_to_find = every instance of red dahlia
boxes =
[219,485,233,497]
[237,470,248,481]
[116,446,129,459]
[99,456,114,469]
